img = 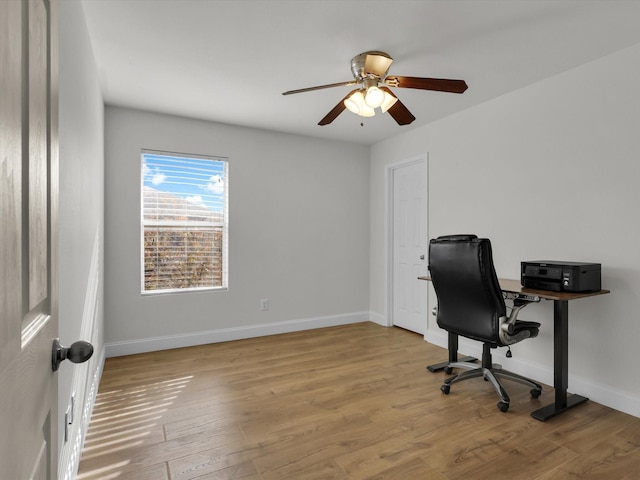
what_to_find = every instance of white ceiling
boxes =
[81,0,640,146]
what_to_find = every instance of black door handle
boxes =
[52,338,94,371]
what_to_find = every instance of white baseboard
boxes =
[424,329,640,419]
[368,311,389,327]
[105,311,371,357]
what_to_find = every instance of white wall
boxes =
[370,43,640,417]
[104,107,370,355]
[58,1,105,478]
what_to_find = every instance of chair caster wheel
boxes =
[441,384,450,395]
[444,366,453,375]
[497,401,509,412]
[530,388,542,399]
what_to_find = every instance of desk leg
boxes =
[426,332,477,372]
[531,300,588,421]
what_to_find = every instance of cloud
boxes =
[185,195,205,205]
[151,172,166,186]
[205,174,224,195]
[143,162,167,186]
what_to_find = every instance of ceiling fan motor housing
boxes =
[350,51,393,82]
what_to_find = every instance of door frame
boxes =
[386,154,429,334]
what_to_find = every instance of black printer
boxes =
[521,261,601,292]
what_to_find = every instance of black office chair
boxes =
[428,234,542,412]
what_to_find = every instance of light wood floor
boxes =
[77,322,640,480]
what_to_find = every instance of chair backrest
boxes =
[428,235,506,344]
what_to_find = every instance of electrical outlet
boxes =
[260,298,269,311]
[64,393,76,443]
[64,406,71,442]
[69,393,75,424]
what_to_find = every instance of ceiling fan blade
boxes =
[380,87,415,125]
[318,90,359,125]
[385,76,468,94]
[282,80,357,96]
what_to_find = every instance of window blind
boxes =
[141,151,228,293]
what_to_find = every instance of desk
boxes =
[419,276,610,421]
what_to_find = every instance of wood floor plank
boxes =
[77,460,169,480]
[535,433,640,479]
[78,322,640,479]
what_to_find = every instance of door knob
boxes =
[52,338,94,372]
[419,255,425,260]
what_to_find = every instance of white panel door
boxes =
[0,0,59,478]
[392,159,428,334]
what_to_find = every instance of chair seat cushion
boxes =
[513,320,540,338]
[501,320,540,345]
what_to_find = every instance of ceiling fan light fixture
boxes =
[344,90,364,114]
[344,90,375,117]
[364,85,385,108]
[380,91,398,113]
[359,104,375,117]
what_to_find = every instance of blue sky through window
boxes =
[142,152,226,212]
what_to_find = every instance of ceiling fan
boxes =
[282,51,468,126]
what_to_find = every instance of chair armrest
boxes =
[500,294,541,335]
[501,303,528,334]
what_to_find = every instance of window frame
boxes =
[140,149,229,295]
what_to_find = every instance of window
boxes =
[141,150,228,294]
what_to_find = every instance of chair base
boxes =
[441,345,542,412]
[426,332,478,372]
[426,356,477,373]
